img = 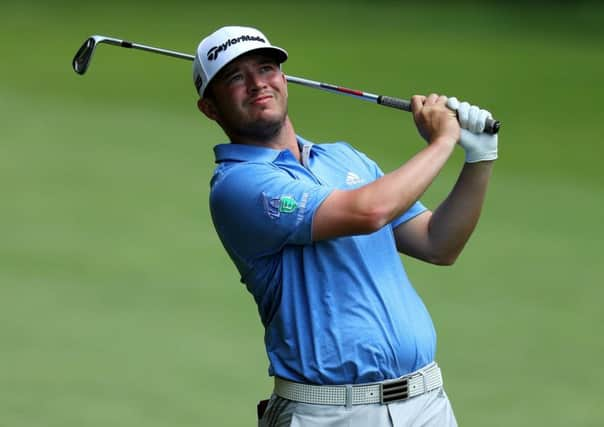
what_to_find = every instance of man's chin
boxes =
[236,117,285,142]
[251,108,282,122]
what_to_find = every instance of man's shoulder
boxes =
[211,160,280,191]
[312,140,363,159]
[314,140,354,151]
[314,140,377,167]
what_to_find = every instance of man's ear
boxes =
[198,97,219,121]
[281,71,288,99]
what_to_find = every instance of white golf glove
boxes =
[447,97,498,163]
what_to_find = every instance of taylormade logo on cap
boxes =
[206,35,266,61]
[192,26,288,97]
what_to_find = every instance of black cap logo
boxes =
[206,35,266,61]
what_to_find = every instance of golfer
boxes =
[194,26,497,426]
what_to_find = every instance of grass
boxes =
[1,1,603,425]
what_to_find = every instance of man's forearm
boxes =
[313,94,461,241]
[312,138,456,240]
[355,138,457,228]
[427,161,494,263]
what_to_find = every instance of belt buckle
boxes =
[380,377,409,404]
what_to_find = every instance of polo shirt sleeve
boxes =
[390,201,428,228]
[210,162,333,262]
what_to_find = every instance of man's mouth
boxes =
[250,95,273,105]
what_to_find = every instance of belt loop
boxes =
[417,364,428,393]
[345,385,353,408]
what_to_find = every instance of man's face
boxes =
[199,52,288,142]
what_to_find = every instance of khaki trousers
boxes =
[259,386,457,427]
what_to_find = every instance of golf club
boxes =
[72,35,501,134]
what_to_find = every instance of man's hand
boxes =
[411,94,460,146]
[447,97,498,163]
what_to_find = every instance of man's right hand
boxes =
[411,94,460,146]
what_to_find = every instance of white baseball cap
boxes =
[193,26,288,97]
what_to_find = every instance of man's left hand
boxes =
[447,97,498,163]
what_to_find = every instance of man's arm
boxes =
[393,98,499,264]
[312,94,460,241]
[313,94,498,263]
[394,160,494,265]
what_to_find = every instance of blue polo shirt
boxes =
[210,136,436,385]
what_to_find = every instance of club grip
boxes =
[378,95,501,134]
[378,95,411,112]
[484,118,500,135]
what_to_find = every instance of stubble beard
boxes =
[231,107,288,143]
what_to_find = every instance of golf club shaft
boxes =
[93,39,411,111]
[75,36,500,134]
[97,36,195,61]
[285,76,411,111]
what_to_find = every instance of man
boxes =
[193,26,497,426]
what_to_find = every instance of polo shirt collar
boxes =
[213,135,316,164]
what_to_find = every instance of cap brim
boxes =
[250,46,288,64]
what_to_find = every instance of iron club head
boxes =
[72,37,97,74]
[72,35,124,75]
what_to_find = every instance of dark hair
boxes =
[203,84,216,101]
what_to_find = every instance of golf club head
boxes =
[72,35,125,75]
[72,36,99,75]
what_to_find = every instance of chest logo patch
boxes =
[345,171,364,186]
[279,196,298,213]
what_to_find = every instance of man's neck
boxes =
[229,117,300,161]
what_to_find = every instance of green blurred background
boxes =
[2,1,603,425]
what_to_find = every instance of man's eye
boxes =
[228,74,243,83]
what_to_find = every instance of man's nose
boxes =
[246,72,267,91]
